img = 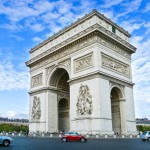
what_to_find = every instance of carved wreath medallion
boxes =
[76,84,93,115]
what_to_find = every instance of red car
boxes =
[61,132,87,142]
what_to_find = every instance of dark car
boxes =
[61,132,87,142]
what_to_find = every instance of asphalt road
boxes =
[0,137,150,150]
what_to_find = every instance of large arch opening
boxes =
[110,87,123,135]
[49,68,70,132]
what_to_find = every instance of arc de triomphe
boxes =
[26,10,137,135]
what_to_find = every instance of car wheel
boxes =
[62,137,67,142]
[3,140,10,147]
[142,139,146,141]
[147,137,150,141]
[80,138,85,142]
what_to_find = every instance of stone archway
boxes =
[58,98,70,131]
[110,87,123,135]
[49,68,70,132]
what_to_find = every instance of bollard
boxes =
[33,134,36,137]
[59,134,62,138]
[19,133,21,136]
[42,133,44,137]
[113,135,116,138]
[137,135,140,138]
[130,134,132,138]
[86,134,89,138]
[122,134,124,138]
[50,134,53,137]
[12,133,15,136]
[96,134,99,138]
[105,134,107,138]
[6,133,8,136]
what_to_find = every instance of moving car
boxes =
[0,136,13,146]
[140,131,150,141]
[61,132,87,142]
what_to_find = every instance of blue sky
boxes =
[0,0,150,119]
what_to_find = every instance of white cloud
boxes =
[10,35,24,41]
[0,55,29,91]
[116,0,142,18]
[142,2,150,13]
[0,23,23,31]
[100,0,123,8]
[120,20,144,33]
[29,23,44,32]
[32,37,43,42]
[131,36,150,119]
[2,110,28,119]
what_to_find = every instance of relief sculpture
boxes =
[31,96,41,120]
[102,54,130,76]
[75,53,93,73]
[76,84,93,115]
[31,73,43,87]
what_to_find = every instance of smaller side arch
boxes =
[110,84,125,100]
[46,64,70,87]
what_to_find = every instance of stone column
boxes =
[119,98,127,135]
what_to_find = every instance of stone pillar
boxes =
[47,90,58,132]
[120,98,127,135]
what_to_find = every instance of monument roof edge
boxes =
[29,9,131,53]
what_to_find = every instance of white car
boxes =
[140,131,150,141]
[0,136,13,146]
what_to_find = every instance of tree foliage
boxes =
[137,125,150,132]
[0,124,28,132]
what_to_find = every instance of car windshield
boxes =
[142,132,147,135]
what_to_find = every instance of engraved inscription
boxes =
[75,53,93,73]
[101,54,130,76]
[31,73,43,87]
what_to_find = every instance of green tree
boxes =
[0,124,28,132]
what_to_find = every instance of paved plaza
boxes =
[0,137,149,150]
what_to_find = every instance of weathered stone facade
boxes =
[26,10,137,135]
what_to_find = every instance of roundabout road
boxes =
[0,137,149,150]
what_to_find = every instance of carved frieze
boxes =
[76,84,93,115]
[74,53,93,73]
[30,33,96,71]
[31,73,43,87]
[101,54,130,76]
[31,96,41,120]
[97,35,130,59]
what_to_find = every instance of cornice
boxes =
[68,70,134,87]
[29,9,130,53]
[26,24,136,67]
[29,87,69,95]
